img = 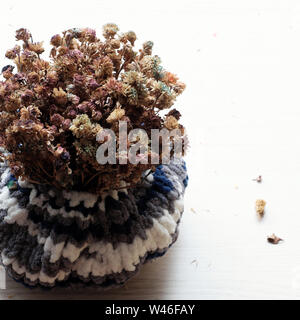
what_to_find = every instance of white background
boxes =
[1,0,300,299]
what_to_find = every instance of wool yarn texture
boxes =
[0,157,188,288]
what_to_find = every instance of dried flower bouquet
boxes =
[0,25,188,288]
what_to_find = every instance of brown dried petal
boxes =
[267,234,283,244]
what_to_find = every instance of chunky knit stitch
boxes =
[0,159,188,288]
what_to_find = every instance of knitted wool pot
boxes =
[0,158,188,288]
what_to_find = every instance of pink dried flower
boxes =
[67,93,80,105]
[69,49,83,60]
[15,28,31,41]
[82,28,96,42]
[21,89,34,104]
[50,113,64,127]
[62,119,71,130]
[73,73,85,87]
[86,78,99,90]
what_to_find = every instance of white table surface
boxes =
[1,0,300,300]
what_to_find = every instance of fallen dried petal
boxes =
[253,175,262,183]
[255,199,266,216]
[267,233,283,244]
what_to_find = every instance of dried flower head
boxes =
[106,103,125,123]
[50,34,62,47]
[255,199,266,217]
[0,25,186,193]
[15,28,31,41]
[103,23,119,39]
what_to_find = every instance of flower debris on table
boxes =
[252,175,262,183]
[267,233,283,244]
[255,199,266,217]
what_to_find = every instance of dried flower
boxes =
[142,41,154,56]
[164,115,179,130]
[69,114,102,139]
[15,28,31,41]
[0,25,186,193]
[50,113,64,127]
[106,104,125,123]
[2,68,14,79]
[27,71,39,83]
[110,39,120,49]
[1,65,15,73]
[82,28,96,42]
[255,199,266,217]
[46,70,59,86]
[67,93,80,105]
[103,23,119,39]
[27,42,44,54]
[21,89,34,104]
[163,72,179,85]
[50,34,62,47]
[5,46,20,59]
[124,31,137,45]
[53,87,67,105]
[166,109,181,120]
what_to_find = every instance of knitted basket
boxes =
[0,158,188,288]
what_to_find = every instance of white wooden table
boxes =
[1,0,300,299]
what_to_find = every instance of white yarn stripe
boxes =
[62,190,98,208]
[0,168,10,185]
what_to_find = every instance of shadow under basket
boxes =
[0,159,188,289]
